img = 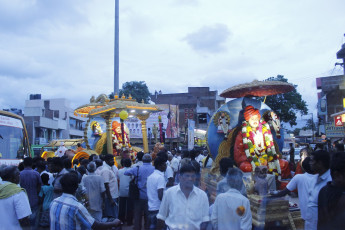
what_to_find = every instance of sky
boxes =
[1,0,345,124]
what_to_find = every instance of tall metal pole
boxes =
[114,0,119,95]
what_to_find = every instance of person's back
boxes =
[39,173,54,227]
[212,168,252,230]
[50,172,121,230]
[318,152,345,230]
[82,162,105,221]
[286,157,316,220]
[0,166,32,230]
[19,157,42,209]
[212,189,251,230]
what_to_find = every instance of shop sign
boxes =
[334,115,343,127]
[325,123,345,138]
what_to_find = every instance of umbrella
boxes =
[220,80,295,98]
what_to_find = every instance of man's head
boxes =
[51,157,64,173]
[77,143,81,148]
[60,172,79,195]
[154,157,167,172]
[330,152,345,188]
[226,168,244,192]
[157,151,168,162]
[36,161,46,173]
[310,150,330,174]
[142,154,152,163]
[63,158,72,170]
[219,158,234,176]
[179,163,197,189]
[122,158,132,168]
[136,151,144,161]
[300,147,311,162]
[302,157,313,174]
[289,143,294,147]
[1,166,20,184]
[87,162,97,173]
[23,157,33,168]
[182,150,190,159]
[80,159,89,167]
[104,154,114,166]
[41,173,50,185]
[95,159,103,168]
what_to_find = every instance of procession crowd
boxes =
[0,144,345,230]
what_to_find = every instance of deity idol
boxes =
[234,106,281,179]
[112,121,130,153]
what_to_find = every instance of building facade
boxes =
[24,95,86,145]
[150,87,225,130]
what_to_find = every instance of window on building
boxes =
[198,114,207,124]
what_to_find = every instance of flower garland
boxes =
[242,120,281,179]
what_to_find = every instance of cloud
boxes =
[183,24,232,53]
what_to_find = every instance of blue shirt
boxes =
[124,162,154,200]
[39,185,54,211]
[19,167,42,208]
[50,193,95,230]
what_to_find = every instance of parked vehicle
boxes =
[0,110,31,165]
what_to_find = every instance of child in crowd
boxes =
[39,173,54,228]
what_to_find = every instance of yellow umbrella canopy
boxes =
[89,98,162,117]
[74,94,110,117]
[74,94,162,117]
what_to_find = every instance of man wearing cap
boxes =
[55,142,67,157]
[234,105,281,179]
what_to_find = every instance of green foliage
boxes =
[304,118,316,131]
[257,75,308,127]
[109,81,151,103]
[292,128,301,136]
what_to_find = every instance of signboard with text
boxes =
[325,123,345,138]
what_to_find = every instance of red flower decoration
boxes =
[244,144,249,149]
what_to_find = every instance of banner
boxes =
[188,119,195,150]
[325,123,345,138]
[124,104,179,139]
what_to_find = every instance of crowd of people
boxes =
[0,143,345,230]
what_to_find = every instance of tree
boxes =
[292,128,301,137]
[304,118,316,131]
[257,75,308,127]
[109,81,151,103]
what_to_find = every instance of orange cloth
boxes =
[244,105,261,121]
[75,147,84,153]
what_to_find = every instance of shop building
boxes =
[150,87,225,130]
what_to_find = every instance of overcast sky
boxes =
[1,0,344,122]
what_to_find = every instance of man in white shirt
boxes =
[100,154,119,219]
[272,157,316,221]
[147,156,166,229]
[0,166,31,230]
[211,168,252,230]
[55,142,67,157]
[305,150,332,230]
[157,163,210,230]
[82,162,106,221]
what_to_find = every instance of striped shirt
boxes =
[50,193,95,230]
